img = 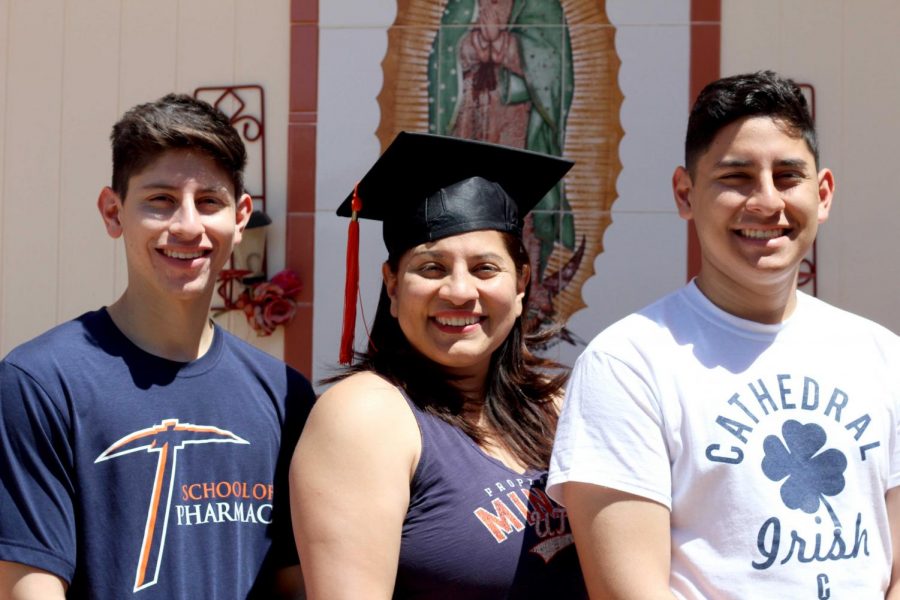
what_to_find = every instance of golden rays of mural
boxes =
[378,0,622,345]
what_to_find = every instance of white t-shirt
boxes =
[548,282,900,599]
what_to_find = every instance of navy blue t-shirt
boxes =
[0,309,314,598]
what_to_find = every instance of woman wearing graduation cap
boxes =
[290,133,587,598]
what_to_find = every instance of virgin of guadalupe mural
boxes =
[378,0,622,345]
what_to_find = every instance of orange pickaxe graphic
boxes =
[95,419,248,592]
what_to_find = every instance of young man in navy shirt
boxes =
[0,94,314,599]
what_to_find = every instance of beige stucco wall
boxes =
[0,0,291,358]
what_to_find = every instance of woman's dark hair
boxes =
[328,231,568,470]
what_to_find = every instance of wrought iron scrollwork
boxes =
[194,85,268,309]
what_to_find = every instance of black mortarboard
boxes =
[336,131,574,363]
[336,131,574,256]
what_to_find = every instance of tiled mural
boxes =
[377,0,622,346]
[312,0,693,380]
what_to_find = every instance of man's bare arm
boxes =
[0,561,66,600]
[564,482,677,599]
[884,487,900,599]
[272,565,305,599]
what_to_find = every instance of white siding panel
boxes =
[775,2,844,310]
[1,0,65,354]
[58,0,122,321]
[721,0,782,74]
[115,0,178,294]
[119,0,178,105]
[835,0,900,326]
[234,0,289,82]
[235,0,290,275]
[722,0,900,333]
[176,0,236,90]
[0,0,292,359]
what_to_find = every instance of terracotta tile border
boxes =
[687,0,720,280]
[284,305,314,379]
[291,0,317,22]
[285,0,318,376]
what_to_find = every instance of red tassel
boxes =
[339,184,362,364]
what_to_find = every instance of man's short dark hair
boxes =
[685,70,817,175]
[110,93,247,199]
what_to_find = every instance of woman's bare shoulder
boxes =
[318,371,406,407]
[296,370,421,487]
[305,371,417,443]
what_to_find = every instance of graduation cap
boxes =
[337,131,574,363]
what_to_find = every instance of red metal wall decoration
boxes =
[193,85,268,308]
[194,85,267,214]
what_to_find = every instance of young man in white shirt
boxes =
[548,70,900,599]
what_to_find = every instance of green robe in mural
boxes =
[428,0,575,276]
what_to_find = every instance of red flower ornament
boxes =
[222,269,302,336]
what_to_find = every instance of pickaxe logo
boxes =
[95,419,249,592]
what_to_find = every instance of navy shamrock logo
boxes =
[761,420,847,529]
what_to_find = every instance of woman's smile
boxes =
[384,230,526,378]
